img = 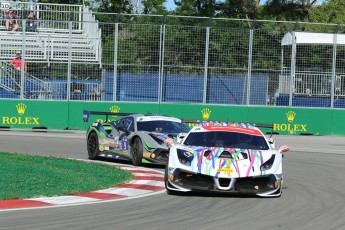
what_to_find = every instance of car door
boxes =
[113,117,134,156]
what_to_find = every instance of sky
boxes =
[164,0,176,10]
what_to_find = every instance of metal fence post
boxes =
[331,25,339,108]
[159,21,166,103]
[113,22,119,102]
[289,24,298,107]
[203,20,210,104]
[67,21,72,101]
[246,23,254,106]
[21,19,26,99]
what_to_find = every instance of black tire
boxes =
[87,132,99,160]
[131,137,143,166]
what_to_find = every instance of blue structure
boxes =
[207,75,268,105]
[276,96,345,108]
[106,72,268,105]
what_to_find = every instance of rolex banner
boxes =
[0,100,344,135]
[0,100,68,129]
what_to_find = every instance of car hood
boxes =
[148,132,170,140]
[142,132,174,149]
[146,131,179,142]
[177,145,275,178]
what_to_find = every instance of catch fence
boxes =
[1,3,345,109]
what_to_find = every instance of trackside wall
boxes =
[1,100,345,136]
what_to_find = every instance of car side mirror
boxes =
[268,138,276,149]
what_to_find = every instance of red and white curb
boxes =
[0,165,165,211]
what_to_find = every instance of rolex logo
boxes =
[201,108,211,120]
[286,111,296,122]
[16,103,27,115]
[110,105,120,117]
[2,103,39,126]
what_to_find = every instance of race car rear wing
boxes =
[83,110,134,122]
[181,119,274,136]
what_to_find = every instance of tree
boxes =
[308,0,345,25]
[261,0,318,22]
[218,0,261,20]
[173,0,221,17]
[142,0,167,14]
[96,0,133,14]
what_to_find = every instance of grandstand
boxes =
[0,2,101,63]
[0,2,101,99]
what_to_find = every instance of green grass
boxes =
[0,152,134,200]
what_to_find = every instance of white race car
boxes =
[165,121,289,197]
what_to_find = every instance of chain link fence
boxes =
[1,3,345,109]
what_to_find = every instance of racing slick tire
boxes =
[87,132,99,160]
[131,137,143,166]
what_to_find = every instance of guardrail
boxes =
[279,72,344,97]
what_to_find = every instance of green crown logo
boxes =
[16,103,27,115]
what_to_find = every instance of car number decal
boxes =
[121,136,129,150]
[114,134,129,151]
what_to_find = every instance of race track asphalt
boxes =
[0,130,345,230]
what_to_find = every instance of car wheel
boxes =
[131,137,143,166]
[87,132,99,160]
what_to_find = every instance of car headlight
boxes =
[177,149,194,166]
[260,155,275,171]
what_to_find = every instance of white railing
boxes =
[0,60,49,98]
[0,61,100,100]
[38,81,100,100]
[0,61,18,92]
[279,71,344,96]
[0,2,84,31]
[0,30,100,62]
[0,2,101,64]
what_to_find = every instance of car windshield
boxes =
[137,120,191,134]
[183,131,269,150]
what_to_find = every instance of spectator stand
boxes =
[0,2,102,65]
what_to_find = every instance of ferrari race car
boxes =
[165,121,289,197]
[83,110,190,166]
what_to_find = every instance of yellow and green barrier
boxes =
[0,99,344,136]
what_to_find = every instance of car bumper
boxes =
[166,168,282,197]
[143,148,169,165]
